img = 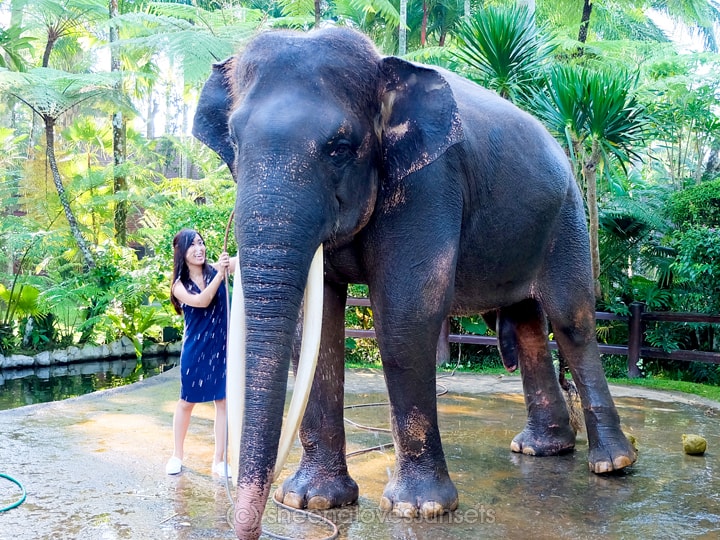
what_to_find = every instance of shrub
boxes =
[666,179,720,229]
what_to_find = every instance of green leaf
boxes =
[451,4,556,101]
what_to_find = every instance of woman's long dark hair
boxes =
[170,228,213,314]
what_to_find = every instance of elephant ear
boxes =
[378,57,464,183]
[192,57,236,174]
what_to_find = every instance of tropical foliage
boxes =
[0,0,719,384]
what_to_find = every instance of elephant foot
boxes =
[586,409,638,474]
[379,469,459,519]
[274,468,359,511]
[510,423,576,456]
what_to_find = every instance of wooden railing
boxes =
[345,299,720,378]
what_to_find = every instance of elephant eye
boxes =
[328,139,354,164]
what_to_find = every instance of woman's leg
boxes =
[172,398,195,460]
[213,398,227,466]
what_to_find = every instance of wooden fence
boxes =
[344,299,720,378]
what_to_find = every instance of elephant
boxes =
[192,26,637,540]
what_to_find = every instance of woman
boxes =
[165,228,236,477]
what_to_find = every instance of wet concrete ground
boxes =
[1,368,718,539]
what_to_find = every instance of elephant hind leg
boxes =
[548,294,637,473]
[498,299,576,456]
[549,306,637,473]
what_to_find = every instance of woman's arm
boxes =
[173,253,230,309]
[172,270,225,309]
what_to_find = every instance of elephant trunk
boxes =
[230,214,323,540]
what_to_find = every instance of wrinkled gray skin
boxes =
[193,27,637,540]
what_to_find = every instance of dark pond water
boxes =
[0,356,178,411]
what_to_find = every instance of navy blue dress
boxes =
[178,269,228,403]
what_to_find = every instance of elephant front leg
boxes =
[274,283,359,510]
[380,362,459,518]
[498,300,577,456]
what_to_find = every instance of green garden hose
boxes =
[0,473,26,512]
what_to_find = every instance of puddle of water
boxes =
[1,380,717,540]
[262,392,720,540]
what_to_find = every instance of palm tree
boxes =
[0,69,133,269]
[541,0,720,52]
[450,5,651,298]
[641,56,720,188]
[531,65,650,297]
[116,2,266,84]
[423,0,465,47]
[106,0,156,245]
[62,117,112,243]
[451,4,556,101]
[8,0,107,154]
[333,0,401,53]
[18,0,108,68]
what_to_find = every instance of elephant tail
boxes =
[558,353,583,434]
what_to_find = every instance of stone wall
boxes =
[0,337,182,369]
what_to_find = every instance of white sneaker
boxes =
[212,461,231,478]
[165,456,182,475]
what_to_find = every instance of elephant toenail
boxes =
[379,496,393,512]
[392,502,418,518]
[522,446,537,456]
[420,501,443,518]
[614,455,634,469]
[592,461,612,474]
[284,492,304,509]
[307,496,332,510]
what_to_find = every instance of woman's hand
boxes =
[216,252,230,278]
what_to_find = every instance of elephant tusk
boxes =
[225,245,324,485]
[274,244,324,480]
[226,253,246,486]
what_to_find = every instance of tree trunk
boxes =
[112,112,128,245]
[399,0,407,55]
[421,1,428,46]
[704,145,720,180]
[314,0,320,26]
[146,92,157,139]
[578,0,593,44]
[584,138,601,298]
[110,0,128,245]
[181,102,189,179]
[45,117,95,269]
[41,33,56,68]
